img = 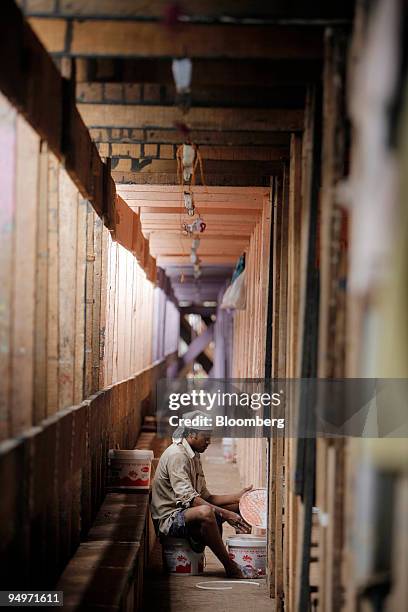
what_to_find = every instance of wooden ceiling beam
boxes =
[29,19,323,59]
[77,81,306,110]
[113,172,275,186]
[78,58,320,87]
[118,184,267,200]
[144,228,252,238]
[157,255,239,265]
[78,104,303,131]
[149,235,248,246]
[102,145,289,162]
[90,127,292,147]
[129,202,264,211]
[110,159,283,175]
[20,0,354,22]
[140,212,258,223]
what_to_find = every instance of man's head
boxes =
[184,428,211,453]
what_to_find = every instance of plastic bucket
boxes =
[226,535,267,577]
[162,537,205,575]
[108,449,154,490]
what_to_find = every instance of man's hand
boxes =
[223,510,251,534]
[238,484,253,499]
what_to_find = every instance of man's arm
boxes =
[206,487,252,507]
[191,495,251,533]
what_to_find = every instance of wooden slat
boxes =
[73,198,87,404]
[92,217,104,392]
[10,118,39,435]
[34,141,49,424]
[58,171,78,409]
[46,154,60,416]
[79,103,303,131]
[30,19,323,59]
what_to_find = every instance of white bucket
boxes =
[108,449,154,490]
[226,535,267,577]
[162,537,205,575]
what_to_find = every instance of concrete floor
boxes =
[142,440,274,612]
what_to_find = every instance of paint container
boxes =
[226,535,267,577]
[162,537,205,575]
[108,449,154,490]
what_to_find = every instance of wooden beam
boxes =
[110,158,284,176]
[77,81,306,110]
[21,0,354,21]
[103,145,289,162]
[113,172,275,186]
[157,254,238,265]
[118,184,268,203]
[29,19,323,59]
[90,127,292,147]
[130,201,263,211]
[143,228,252,237]
[149,235,248,249]
[140,211,259,223]
[79,104,303,131]
[79,58,321,87]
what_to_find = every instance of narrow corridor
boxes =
[1,2,407,611]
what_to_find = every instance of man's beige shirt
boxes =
[150,438,211,535]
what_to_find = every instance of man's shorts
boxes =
[166,508,223,553]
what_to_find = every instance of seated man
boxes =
[150,410,252,578]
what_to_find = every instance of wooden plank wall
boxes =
[0,357,171,590]
[0,93,174,442]
[103,236,156,386]
[231,124,313,612]
[0,96,179,589]
[232,191,272,489]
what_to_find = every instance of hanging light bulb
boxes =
[172,58,192,94]
[183,191,195,216]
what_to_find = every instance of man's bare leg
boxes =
[184,505,244,578]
